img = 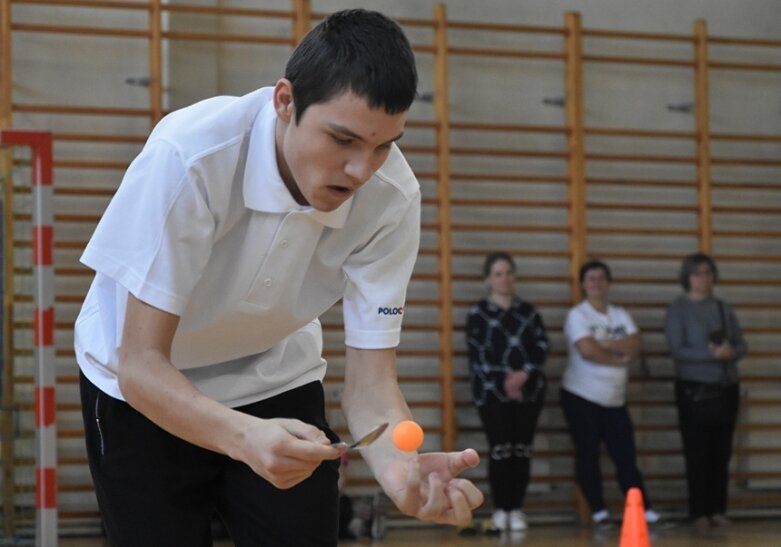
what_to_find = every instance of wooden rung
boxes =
[15,0,149,11]
[715,254,781,263]
[163,3,292,19]
[453,298,570,307]
[397,145,436,154]
[450,121,567,134]
[448,46,565,61]
[443,197,568,208]
[14,102,151,117]
[13,239,88,249]
[13,212,101,223]
[587,202,697,212]
[55,186,117,196]
[709,60,781,72]
[595,251,689,260]
[420,247,569,258]
[586,127,695,139]
[447,19,565,35]
[452,273,569,282]
[588,226,698,235]
[586,152,696,163]
[54,159,129,170]
[12,22,149,38]
[162,30,294,46]
[713,205,781,214]
[410,43,436,54]
[444,223,570,233]
[404,120,438,129]
[714,230,781,239]
[711,133,781,143]
[450,147,568,159]
[712,156,781,166]
[709,35,781,47]
[450,173,568,183]
[53,132,146,143]
[712,181,781,190]
[583,53,694,68]
[582,28,692,43]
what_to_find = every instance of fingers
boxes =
[400,457,423,510]
[280,419,331,445]
[417,473,446,520]
[443,485,471,526]
[448,477,484,510]
[391,453,484,526]
[416,474,483,526]
[246,419,343,489]
[277,419,343,462]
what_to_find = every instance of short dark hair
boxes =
[483,252,516,278]
[678,252,719,291]
[285,9,418,123]
[579,260,612,283]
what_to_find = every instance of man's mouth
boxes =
[327,185,352,197]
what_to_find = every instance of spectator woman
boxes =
[465,252,549,532]
[560,260,660,529]
[665,253,747,531]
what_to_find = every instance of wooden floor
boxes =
[58,518,781,546]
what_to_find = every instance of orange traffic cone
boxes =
[619,487,650,547]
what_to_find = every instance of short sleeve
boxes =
[80,139,216,315]
[617,307,639,336]
[564,306,591,344]
[341,194,420,349]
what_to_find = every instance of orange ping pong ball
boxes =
[392,420,424,452]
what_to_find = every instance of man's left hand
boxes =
[377,448,484,526]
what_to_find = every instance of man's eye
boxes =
[332,135,352,145]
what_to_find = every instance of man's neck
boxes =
[490,293,513,310]
[587,298,608,313]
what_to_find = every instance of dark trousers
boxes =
[477,394,545,511]
[675,381,740,519]
[559,388,650,514]
[80,373,340,547]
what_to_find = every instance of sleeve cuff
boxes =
[344,327,400,350]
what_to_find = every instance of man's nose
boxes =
[344,155,374,184]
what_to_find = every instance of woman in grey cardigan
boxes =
[665,253,747,532]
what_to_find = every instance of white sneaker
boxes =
[592,510,614,530]
[508,509,528,531]
[645,509,661,523]
[491,509,508,530]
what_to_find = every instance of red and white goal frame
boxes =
[0,130,57,546]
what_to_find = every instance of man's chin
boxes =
[311,200,343,213]
[312,193,352,212]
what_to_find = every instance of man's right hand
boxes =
[237,417,345,489]
[118,294,345,491]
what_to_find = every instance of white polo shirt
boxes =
[561,300,638,407]
[74,87,420,407]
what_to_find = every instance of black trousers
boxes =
[559,388,651,514]
[80,373,341,547]
[675,381,740,519]
[477,394,545,511]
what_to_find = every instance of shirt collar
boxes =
[242,92,352,229]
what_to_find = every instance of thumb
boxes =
[281,419,330,445]
[449,449,480,476]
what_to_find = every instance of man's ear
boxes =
[273,78,295,123]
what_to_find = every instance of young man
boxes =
[75,9,482,546]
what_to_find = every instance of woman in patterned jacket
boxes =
[466,252,549,532]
